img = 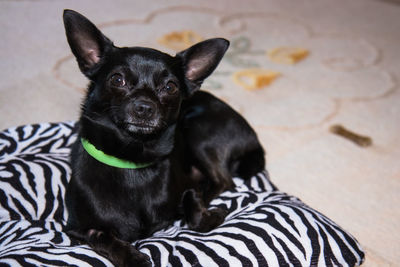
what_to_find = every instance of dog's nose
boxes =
[133,100,155,119]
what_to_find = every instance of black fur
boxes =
[63,9,265,267]
[180,91,265,203]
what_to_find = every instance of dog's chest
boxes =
[84,165,177,239]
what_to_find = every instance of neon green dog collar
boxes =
[81,138,152,169]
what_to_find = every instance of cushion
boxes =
[0,122,365,266]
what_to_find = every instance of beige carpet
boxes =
[1,0,399,265]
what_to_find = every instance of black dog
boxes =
[63,9,265,267]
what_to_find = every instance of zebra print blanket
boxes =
[0,122,364,266]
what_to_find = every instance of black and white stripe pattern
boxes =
[0,122,364,266]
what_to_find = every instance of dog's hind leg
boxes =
[229,144,265,180]
[191,140,265,205]
[182,189,228,232]
[201,165,235,205]
[67,229,151,267]
[190,148,235,205]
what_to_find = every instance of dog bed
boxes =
[0,122,364,266]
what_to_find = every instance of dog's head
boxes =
[63,10,229,138]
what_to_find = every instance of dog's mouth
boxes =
[124,121,159,135]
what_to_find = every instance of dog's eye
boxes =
[164,82,178,95]
[110,73,125,87]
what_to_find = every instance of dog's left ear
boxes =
[177,38,229,95]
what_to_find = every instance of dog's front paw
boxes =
[82,229,151,267]
[194,207,228,233]
[121,247,152,267]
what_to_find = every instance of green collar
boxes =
[81,138,153,169]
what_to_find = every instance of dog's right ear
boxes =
[63,10,113,76]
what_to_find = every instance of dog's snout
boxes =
[133,100,156,119]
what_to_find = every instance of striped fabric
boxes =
[0,122,364,266]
